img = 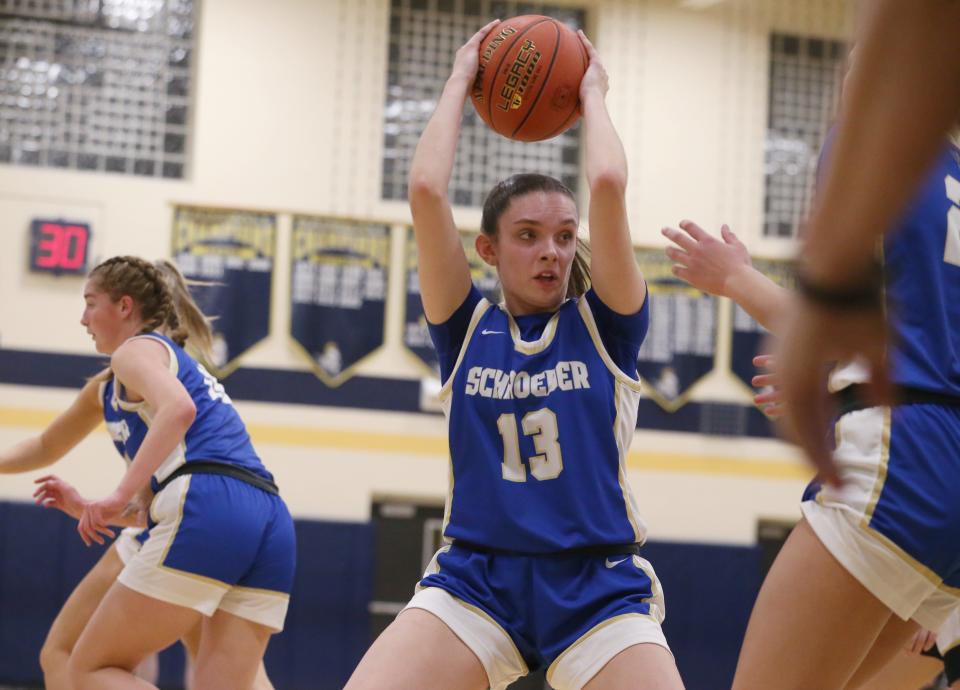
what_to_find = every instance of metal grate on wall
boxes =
[763,33,844,238]
[382,0,585,207]
[0,0,194,177]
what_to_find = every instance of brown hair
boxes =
[88,256,214,361]
[480,173,591,299]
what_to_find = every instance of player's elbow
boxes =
[169,397,196,431]
[408,173,446,207]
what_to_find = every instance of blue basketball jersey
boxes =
[884,143,960,396]
[819,133,960,396]
[434,289,649,553]
[100,332,271,486]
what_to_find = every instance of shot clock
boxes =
[29,219,92,275]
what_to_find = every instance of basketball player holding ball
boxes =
[344,18,685,690]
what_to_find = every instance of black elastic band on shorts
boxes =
[834,384,960,418]
[452,540,641,558]
[945,645,960,686]
[157,461,279,496]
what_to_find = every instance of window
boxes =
[382,0,585,206]
[0,0,195,177]
[763,33,844,238]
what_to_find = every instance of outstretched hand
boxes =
[77,493,124,546]
[33,474,86,520]
[662,221,751,296]
[451,19,500,82]
[752,355,785,419]
[774,302,890,487]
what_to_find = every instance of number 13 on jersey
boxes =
[497,408,564,482]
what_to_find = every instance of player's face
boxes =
[80,280,132,354]
[489,191,579,315]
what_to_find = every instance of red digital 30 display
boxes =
[29,220,92,275]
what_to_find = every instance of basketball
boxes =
[470,16,588,142]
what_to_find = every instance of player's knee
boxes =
[38,635,69,677]
[65,651,97,690]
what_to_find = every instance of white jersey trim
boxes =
[111,334,186,483]
[576,298,644,393]
[504,306,562,355]
[112,334,179,414]
[438,298,493,403]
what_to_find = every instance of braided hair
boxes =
[88,256,213,359]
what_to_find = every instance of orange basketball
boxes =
[470,16,587,142]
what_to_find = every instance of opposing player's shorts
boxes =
[406,544,669,690]
[802,404,960,630]
[118,473,296,631]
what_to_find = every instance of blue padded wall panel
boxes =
[0,500,763,690]
[642,541,762,690]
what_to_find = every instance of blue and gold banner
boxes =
[172,206,275,377]
[635,249,718,411]
[403,228,501,374]
[731,259,795,391]
[290,216,390,387]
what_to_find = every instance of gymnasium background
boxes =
[0,0,852,688]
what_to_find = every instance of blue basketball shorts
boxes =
[118,473,296,631]
[405,543,670,690]
[803,404,960,630]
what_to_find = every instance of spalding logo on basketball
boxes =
[471,15,587,142]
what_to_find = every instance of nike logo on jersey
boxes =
[605,557,628,568]
[464,361,591,399]
[480,329,505,335]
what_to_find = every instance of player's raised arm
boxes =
[577,30,645,315]
[802,0,960,285]
[662,220,793,333]
[776,0,960,479]
[408,19,499,324]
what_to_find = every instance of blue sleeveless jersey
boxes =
[100,332,271,486]
[435,291,648,553]
[819,132,960,396]
[884,143,960,396]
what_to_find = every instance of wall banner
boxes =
[635,248,718,411]
[290,216,390,387]
[403,229,500,374]
[172,206,276,377]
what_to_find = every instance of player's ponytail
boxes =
[568,238,591,300]
[481,173,592,299]
[154,260,215,362]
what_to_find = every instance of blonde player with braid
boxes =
[9,257,289,689]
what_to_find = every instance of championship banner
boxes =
[403,228,500,374]
[731,259,795,391]
[635,248,718,411]
[290,216,390,387]
[172,206,275,377]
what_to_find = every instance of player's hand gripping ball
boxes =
[470,15,587,142]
